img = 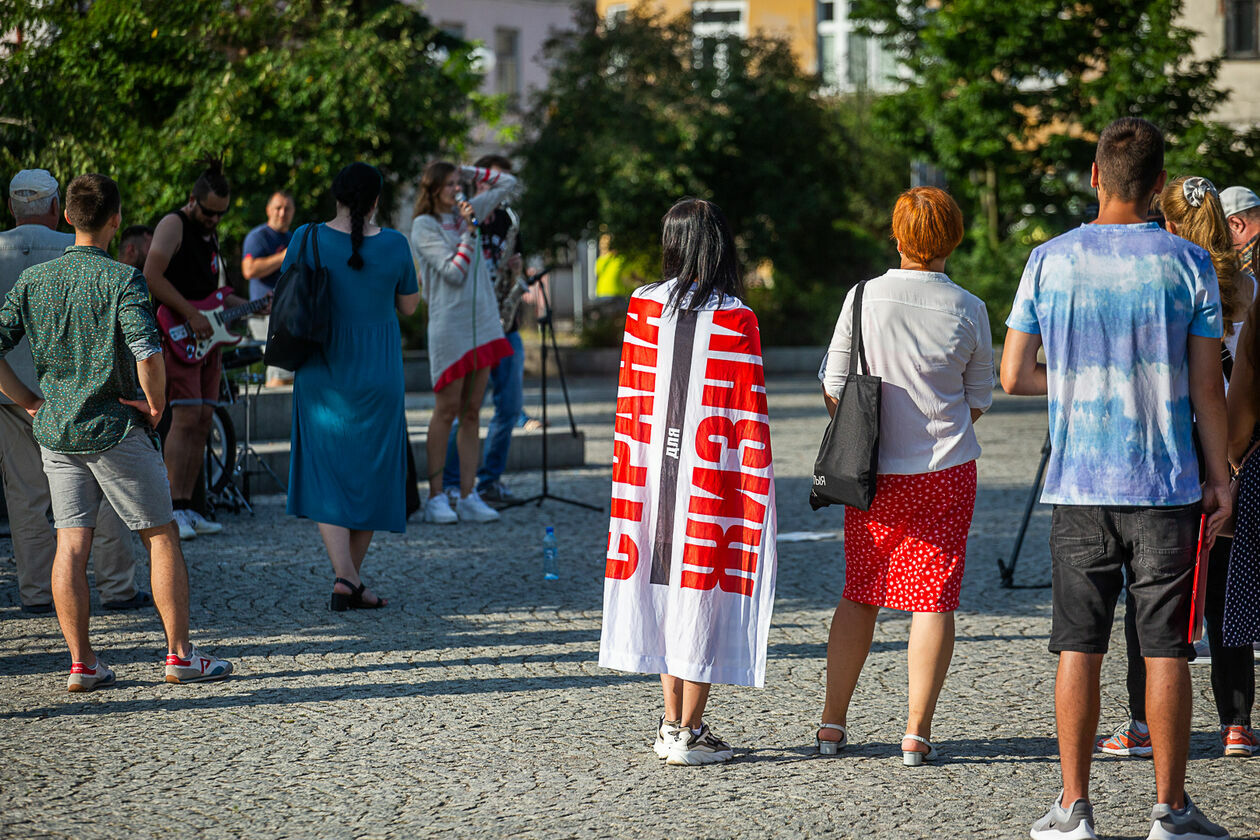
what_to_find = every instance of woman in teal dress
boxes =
[281,163,420,610]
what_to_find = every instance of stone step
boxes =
[215,425,586,491]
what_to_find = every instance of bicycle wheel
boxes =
[205,405,237,495]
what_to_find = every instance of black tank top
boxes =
[166,209,221,300]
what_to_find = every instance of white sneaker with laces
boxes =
[172,510,197,540]
[654,717,682,759]
[456,490,500,523]
[423,493,459,524]
[187,510,223,535]
[665,724,735,766]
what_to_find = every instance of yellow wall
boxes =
[597,0,818,73]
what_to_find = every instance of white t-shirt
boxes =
[819,268,994,475]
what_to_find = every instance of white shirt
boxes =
[0,224,74,402]
[819,268,994,475]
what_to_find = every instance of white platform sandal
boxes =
[902,733,938,766]
[816,723,848,755]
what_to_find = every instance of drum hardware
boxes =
[206,340,287,514]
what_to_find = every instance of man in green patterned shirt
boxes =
[0,174,233,691]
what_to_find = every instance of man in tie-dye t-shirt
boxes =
[1002,118,1231,840]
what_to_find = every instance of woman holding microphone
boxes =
[410,162,517,525]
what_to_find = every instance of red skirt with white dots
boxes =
[842,460,977,613]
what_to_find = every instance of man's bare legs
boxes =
[165,404,212,500]
[51,527,95,664]
[1056,651,1102,805]
[1146,656,1191,809]
[55,521,193,665]
[138,522,191,658]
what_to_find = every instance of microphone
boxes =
[454,190,479,227]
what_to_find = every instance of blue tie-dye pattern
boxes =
[1007,223,1221,506]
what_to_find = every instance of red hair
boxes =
[891,187,964,265]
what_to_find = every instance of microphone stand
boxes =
[510,271,601,512]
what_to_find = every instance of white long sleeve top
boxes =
[410,167,518,390]
[819,268,994,475]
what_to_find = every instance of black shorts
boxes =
[1049,503,1199,659]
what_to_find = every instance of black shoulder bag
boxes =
[810,280,882,511]
[264,223,331,372]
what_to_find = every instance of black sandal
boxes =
[329,577,386,611]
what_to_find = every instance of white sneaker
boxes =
[654,716,682,759]
[443,486,460,507]
[173,510,197,540]
[187,510,223,535]
[67,658,116,693]
[665,724,735,766]
[456,490,500,523]
[165,643,233,684]
[1192,637,1212,665]
[423,493,458,524]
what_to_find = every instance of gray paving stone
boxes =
[1,374,1257,839]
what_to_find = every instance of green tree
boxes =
[518,5,903,344]
[0,0,493,260]
[850,0,1257,328]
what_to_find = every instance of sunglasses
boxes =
[196,198,228,219]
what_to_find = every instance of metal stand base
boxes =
[506,282,601,513]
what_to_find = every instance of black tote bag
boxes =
[810,280,881,511]
[264,223,331,371]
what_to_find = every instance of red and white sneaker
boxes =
[67,659,116,692]
[1222,725,1259,757]
[1096,719,1152,757]
[165,644,233,684]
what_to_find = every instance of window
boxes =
[605,3,628,26]
[494,27,521,110]
[847,31,869,90]
[692,1,746,76]
[1227,0,1260,58]
[819,1,835,23]
[818,33,838,87]
[439,21,465,39]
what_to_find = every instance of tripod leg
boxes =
[544,303,580,437]
[998,430,1052,587]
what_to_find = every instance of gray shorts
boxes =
[41,426,175,532]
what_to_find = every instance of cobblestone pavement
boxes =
[1,374,1257,840]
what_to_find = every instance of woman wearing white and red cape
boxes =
[410,162,517,525]
[599,198,778,767]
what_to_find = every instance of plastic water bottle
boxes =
[542,526,559,580]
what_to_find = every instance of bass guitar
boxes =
[157,289,269,364]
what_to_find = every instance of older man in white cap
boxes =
[1221,185,1260,278]
[0,169,148,614]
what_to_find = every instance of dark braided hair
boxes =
[192,155,230,201]
[332,162,382,270]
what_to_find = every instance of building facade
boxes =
[1183,0,1260,126]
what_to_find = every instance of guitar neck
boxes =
[219,297,269,325]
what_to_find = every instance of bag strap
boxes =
[848,280,870,377]
[1236,436,1260,477]
[310,223,323,271]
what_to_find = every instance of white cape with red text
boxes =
[598,281,777,688]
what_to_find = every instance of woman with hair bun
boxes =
[815,187,993,765]
[410,161,518,525]
[282,162,420,611]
